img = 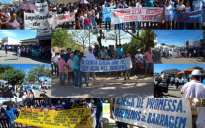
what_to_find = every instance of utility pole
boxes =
[119,30,121,45]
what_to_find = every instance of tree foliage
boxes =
[3,101,15,106]
[51,30,70,48]
[122,30,154,55]
[2,69,25,84]
[27,65,51,83]
[193,66,204,70]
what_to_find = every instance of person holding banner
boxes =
[86,47,96,80]
[79,52,89,87]
[192,0,203,29]
[176,0,185,29]
[164,0,173,29]
[5,105,17,128]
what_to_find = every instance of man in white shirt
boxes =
[5,8,10,20]
[86,47,96,80]
[181,69,205,98]
[54,53,60,75]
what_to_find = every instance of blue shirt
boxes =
[64,53,71,63]
[145,0,154,7]
[116,48,124,59]
[73,55,80,69]
[193,0,203,11]
[107,49,114,58]
[64,104,71,110]
[96,101,103,114]
[203,79,205,85]
[6,108,16,122]
[4,84,8,87]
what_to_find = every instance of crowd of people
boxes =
[51,44,154,88]
[0,83,51,98]
[161,47,205,59]
[1,0,205,30]
[3,45,51,60]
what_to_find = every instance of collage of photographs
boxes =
[0,0,205,128]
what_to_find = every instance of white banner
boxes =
[24,12,54,30]
[35,1,48,13]
[114,98,192,128]
[80,57,132,72]
[55,12,75,24]
[111,7,163,24]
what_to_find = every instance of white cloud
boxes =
[0,31,19,38]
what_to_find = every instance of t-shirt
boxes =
[181,80,205,98]
[185,6,191,12]
[5,13,10,18]
[7,20,20,29]
[165,5,172,15]
[203,79,205,85]
[71,103,79,109]
[73,55,80,69]
[67,59,74,72]
[171,77,174,81]
[55,104,63,110]
[58,59,66,73]
[143,52,153,63]
[96,101,103,114]
[54,55,60,62]
[135,54,143,63]
[193,0,203,11]
[64,104,71,110]
[107,49,114,58]
[100,50,107,59]
[6,108,16,122]
[116,48,124,59]
[42,105,50,110]
[176,4,185,11]
[64,53,70,63]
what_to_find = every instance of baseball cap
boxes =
[191,69,201,76]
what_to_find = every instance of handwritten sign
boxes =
[111,7,163,24]
[24,12,53,30]
[15,108,93,128]
[114,98,192,128]
[31,49,40,57]
[80,57,132,72]
[35,1,48,13]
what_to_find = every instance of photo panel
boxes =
[51,30,154,98]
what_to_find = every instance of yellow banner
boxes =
[14,108,93,128]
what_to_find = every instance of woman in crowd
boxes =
[75,9,83,30]
[0,10,9,29]
[163,1,173,30]
[176,0,185,29]
[7,13,20,30]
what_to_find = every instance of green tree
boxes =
[3,101,15,106]
[51,30,70,48]
[0,2,2,6]
[2,69,25,84]
[0,65,14,79]
[27,64,51,83]
[161,43,166,46]
[193,66,204,70]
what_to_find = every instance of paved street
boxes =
[0,50,50,64]
[162,84,185,98]
[51,75,153,98]
[161,52,205,64]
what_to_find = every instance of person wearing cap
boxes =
[73,50,81,88]
[58,54,67,86]
[181,69,205,98]
[55,101,64,111]
[86,47,96,80]
[67,54,75,85]
[41,102,50,110]
[135,49,143,76]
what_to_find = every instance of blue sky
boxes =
[0,0,13,4]
[154,30,203,47]
[154,64,205,73]
[1,64,51,81]
[0,30,37,40]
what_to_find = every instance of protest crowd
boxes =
[51,44,154,88]
[0,82,51,98]
[3,45,51,60]
[161,47,205,59]
[1,0,205,30]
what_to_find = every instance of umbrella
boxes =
[79,0,89,4]
[10,7,16,8]
[18,3,37,10]
[178,68,204,74]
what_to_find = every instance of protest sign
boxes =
[172,9,205,23]
[80,57,132,72]
[24,12,53,29]
[103,103,110,114]
[35,1,48,13]
[196,107,205,127]
[15,108,93,128]
[31,49,40,57]
[55,12,75,25]
[114,98,192,128]
[102,6,116,22]
[111,7,163,24]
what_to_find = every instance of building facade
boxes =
[36,30,51,46]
